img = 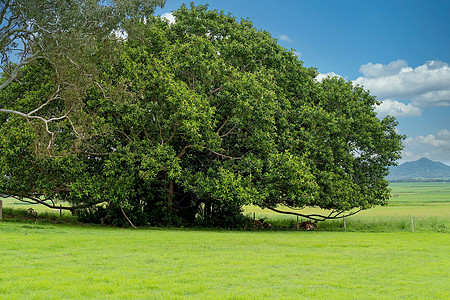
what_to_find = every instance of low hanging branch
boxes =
[6,194,95,216]
[265,205,362,222]
[120,205,137,228]
[0,104,80,156]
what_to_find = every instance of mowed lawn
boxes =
[1,182,449,299]
[0,222,449,299]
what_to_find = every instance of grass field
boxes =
[245,182,450,232]
[0,182,449,298]
[0,223,449,299]
[0,197,73,215]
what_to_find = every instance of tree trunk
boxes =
[168,179,174,213]
[204,201,212,221]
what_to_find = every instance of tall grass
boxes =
[246,214,448,233]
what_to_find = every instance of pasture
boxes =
[246,182,450,232]
[1,182,449,299]
[0,223,449,299]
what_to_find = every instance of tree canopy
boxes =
[0,0,166,153]
[0,4,403,227]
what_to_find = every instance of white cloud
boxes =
[161,12,176,24]
[411,90,450,108]
[353,60,450,111]
[315,72,343,82]
[375,99,422,118]
[359,59,408,78]
[279,35,293,42]
[401,129,450,164]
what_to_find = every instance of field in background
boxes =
[245,182,450,232]
[2,182,449,232]
[0,197,73,215]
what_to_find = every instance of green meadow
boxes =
[1,182,449,299]
[1,224,449,299]
[246,182,450,232]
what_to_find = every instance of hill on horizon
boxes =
[387,157,450,182]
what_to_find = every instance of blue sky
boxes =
[155,0,450,165]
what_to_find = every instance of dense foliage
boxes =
[0,4,403,227]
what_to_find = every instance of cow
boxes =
[245,218,272,230]
[28,207,37,217]
[299,220,318,230]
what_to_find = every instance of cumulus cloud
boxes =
[161,12,176,24]
[353,60,450,114]
[375,99,422,118]
[401,129,450,164]
[315,72,343,82]
[279,35,293,42]
[359,59,408,78]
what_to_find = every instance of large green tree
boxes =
[0,0,165,216]
[0,0,165,155]
[0,4,403,227]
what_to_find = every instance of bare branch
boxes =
[120,205,137,228]
[1,102,81,156]
[0,0,11,22]
[9,195,74,211]
[220,124,237,138]
[265,205,362,222]
[177,144,192,159]
[27,85,62,116]
[0,52,41,90]
[209,86,223,95]
[216,118,228,134]
[208,149,241,160]
[94,81,110,100]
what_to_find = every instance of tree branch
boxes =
[264,205,362,222]
[220,124,237,138]
[208,149,241,160]
[0,52,42,91]
[177,145,192,159]
[216,118,228,134]
[120,205,137,228]
[8,195,78,213]
[209,86,223,95]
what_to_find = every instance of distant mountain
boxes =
[387,158,450,181]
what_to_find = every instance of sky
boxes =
[155,0,450,165]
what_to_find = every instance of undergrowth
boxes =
[2,207,448,232]
[263,215,448,233]
[1,207,78,225]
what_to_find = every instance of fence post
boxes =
[411,216,414,232]
[0,199,2,220]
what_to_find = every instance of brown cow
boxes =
[299,220,317,230]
